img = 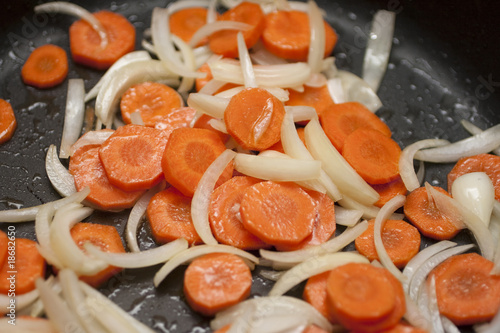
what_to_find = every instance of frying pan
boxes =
[1,0,499,331]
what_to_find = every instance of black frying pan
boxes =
[1,0,499,331]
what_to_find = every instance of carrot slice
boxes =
[261,10,337,61]
[69,144,145,211]
[224,87,286,151]
[21,44,68,89]
[193,113,230,143]
[69,10,136,70]
[403,186,461,240]
[372,176,408,208]
[99,124,168,191]
[275,190,336,251]
[354,219,421,269]
[208,1,265,58]
[120,81,184,127]
[209,176,268,250]
[0,231,7,269]
[378,322,428,333]
[146,186,202,245]
[302,325,331,333]
[319,102,392,153]
[70,222,125,288]
[183,252,252,316]
[154,106,197,139]
[240,181,316,248]
[0,238,45,295]
[286,85,335,119]
[429,252,500,326]
[0,99,17,144]
[161,127,233,197]
[342,128,401,185]
[303,271,338,324]
[170,7,209,45]
[447,153,500,201]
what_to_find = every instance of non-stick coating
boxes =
[1,0,499,332]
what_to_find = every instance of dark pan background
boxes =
[1,0,499,331]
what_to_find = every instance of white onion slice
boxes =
[187,93,229,119]
[250,41,289,66]
[192,149,237,245]
[362,10,396,92]
[475,306,500,333]
[284,105,317,122]
[307,0,325,73]
[334,205,363,227]
[0,316,56,332]
[237,32,257,88]
[269,252,369,296]
[172,35,197,94]
[35,203,64,269]
[154,244,259,287]
[441,316,461,333]
[399,139,450,191]
[258,269,285,282]
[215,86,290,103]
[59,79,85,159]
[167,0,211,14]
[461,120,500,155]
[305,73,327,88]
[199,79,227,95]
[69,130,113,155]
[304,118,380,205]
[45,144,76,197]
[414,124,500,163]
[427,276,445,333]
[0,288,39,315]
[327,78,346,104]
[233,153,321,182]
[403,294,431,332]
[208,119,227,133]
[189,21,251,48]
[336,70,383,112]
[35,2,108,49]
[84,238,188,268]
[85,298,137,333]
[416,159,425,184]
[259,220,369,269]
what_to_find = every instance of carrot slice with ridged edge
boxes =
[286,85,335,119]
[429,252,500,326]
[21,44,68,89]
[0,99,17,144]
[379,322,428,333]
[146,186,202,246]
[303,271,338,324]
[372,176,408,208]
[154,107,197,140]
[69,10,135,70]
[120,81,184,127]
[183,252,252,316]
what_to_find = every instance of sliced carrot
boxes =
[224,87,286,151]
[0,99,16,144]
[303,271,338,324]
[153,106,197,139]
[193,113,230,143]
[183,252,252,316]
[69,10,136,70]
[319,102,392,153]
[69,144,145,211]
[342,128,401,185]
[0,238,45,295]
[0,231,7,269]
[372,176,408,208]
[208,1,265,58]
[208,176,268,250]
[161,127,233,197]
[146,186,202,245]
[377,321,429,333]
[286,85,335,120]
[447,153,500,201]
[302,325,331,333]
[170,7,209,45]
[70,222,125,288]
[214,325,231,333]
[275,190,336,251]
[429,252,500,326]
[21,44,68,89]
[354,219,421,269]
[261,10,337,61]
[120,81,184,127]
[403,186,461,240]
[99,124,168,191]
[240,181,316,248]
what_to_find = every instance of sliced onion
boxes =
[84,238,188,268]
[250,41,289,66]
[259,220,369,269]
[284,105,317,122]
[269,252,369,296]
[305,73,327,88]
[85,298,137,333]
[45,144,76,197]
[208,118,227,133]
[307,0,325,74]
[427,276,445,333]
[334,205,363,227]
[327,78,346,104]
[0,287,39,315]
[475,305,500,333]
[0,316,56,332]
[403,294,431,331]
[362,10,396,92]
[172,35,197,94]
[167,0,211,14]
[337,195,404,220]
[233,153,321,182]
[129,111,144,125]
[69,130,113,156]
[59,79,85,159]
[154,244,259,287]
[35,2,108,49]
[399,139,450,191]
[336,70,383,112]
[441,316,461,333]
[215,86,290,102]
[189,21,251,48]
[199,79,228,95]
[258,269,285,282]
[461,120,500,155]
[192,149,237,245]
[187,93,229,119]
[237,32,257,88]
[414,123,500,163]
[304,118,380,205]
[35,203,64,269]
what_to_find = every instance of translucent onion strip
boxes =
[69,130,113,156]
[172,35,197,93]
[461,120,500,155]
[414,123,500,163]
[336,70,383,112]
[187,93,229,119]
[362,10,396,92]
[0,316,56,332]
[284,105,317,122]
[237,31,257,88]
[399,139,450,191]
[250,41,289,65]
[167,0,211,14]
[452,172,494,226]
[59,79,85,159]
[427,276,445,333]
[327,78,346,104]
[45,145,76,197]
[0,288,39,314]
[35,203,64,269]
[189,21,251,48]
[307,0,325,73]
[154,244,259,287]
[335,205,363,227]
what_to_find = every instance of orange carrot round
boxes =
[21,44,68,89]
[403,186,461,240]
[354,219,421,269]
[146,186,202,245]
[303,271,338,324]
[69,10,136,70]
[193,113,230,143]
[261,10,337,61]
[429,252,500,326]
[183,252,252,316]
[378,322,428,333]
[224,87,285,151]
[0,99,17,144]
[120,81,184,127]
[286,85,335,119]
[342,128,401,185]
[372,176,408,208]
[170,7,209,45]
